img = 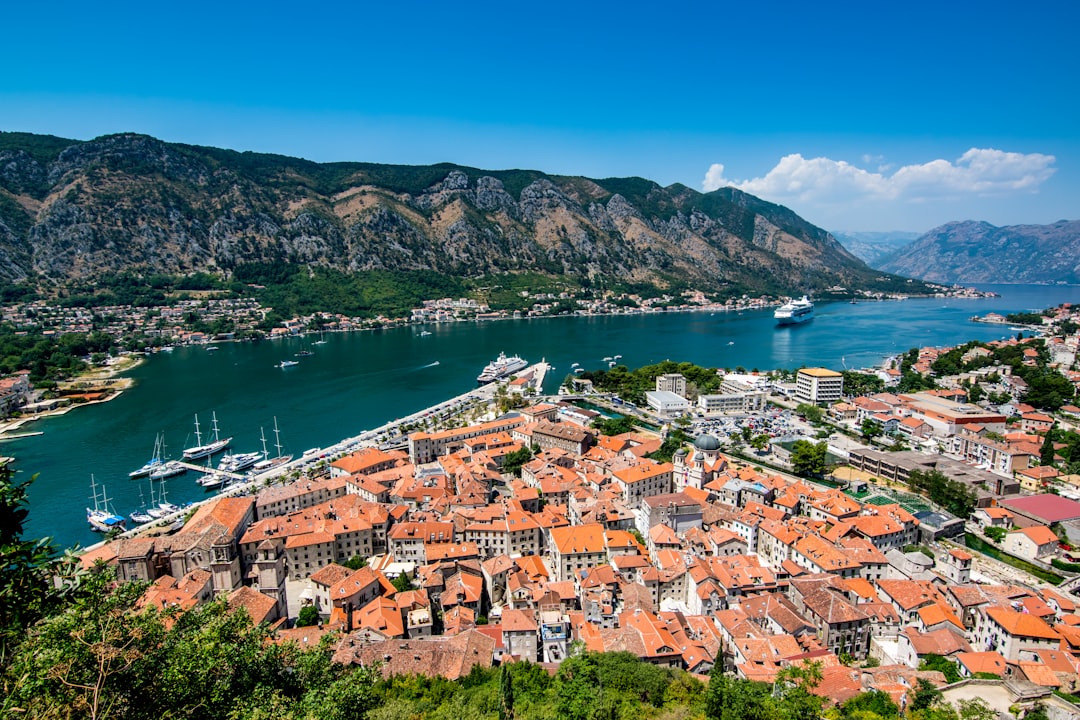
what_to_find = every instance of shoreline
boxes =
[0,355,143,438]
[84,362,552,552]
[0,291,1020,439]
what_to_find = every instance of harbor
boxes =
[8,283,1078,550]
[88,360,552,549]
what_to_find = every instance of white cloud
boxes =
[701,148,1056,205]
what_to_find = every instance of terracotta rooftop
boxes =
[339,629,495,680]
[955,651,1006,677]
[901,626,970,656]
[985,606,1060,640]
[227,585,278,625]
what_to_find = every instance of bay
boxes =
[11,283,1080,550]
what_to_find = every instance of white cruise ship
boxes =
[477,352,528,385]
[774,296,814,326]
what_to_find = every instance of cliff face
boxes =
[0,132,905,293]
[832,231,920,266]
[879,220,1080,284]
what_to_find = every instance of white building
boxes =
[795,368,844,406]
[698,376,767,415]
[646,390,689,416]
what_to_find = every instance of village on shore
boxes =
[0,281,994,438]
[67,302,1080,718]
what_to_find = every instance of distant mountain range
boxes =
[877,220,1080,284]
[831,231,921,266]
[0,131,927,297]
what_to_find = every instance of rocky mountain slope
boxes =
[0,132,920,295]
[832,230,920,266]
[878,220,1080,284]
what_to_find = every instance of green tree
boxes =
[773,662,823,720]
[796,403,824,424]
[1041,426,1057,465]
[392,572,415,593]
[593,415,636,436]
[343,555,368,570]
[839,689,900,720]
[499,662,515,720]
[296,605,320,627]
[958,697,996,720]
[750,434,770,452]
[967,383,985,403]
[704,670,773,720]
[907,468,977,519]
[648,421,692,464]
[861,418,884,440]
[985,526,1007,543]
[842,370,885,397]
[919,654,962,683]
[791,440,827,478]
[502,446,534,477]
[1024,702,1050,720]
[0,467,86,667]
[910,677,943,712]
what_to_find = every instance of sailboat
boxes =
[87,476,126,532]
[147,477,180,518]
[130,487,154,525]
[129,433,164,478]
[182,412,232,460]
[250,418,292,473]
[312,329,327,345]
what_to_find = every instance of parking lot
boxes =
[690,406,816,445]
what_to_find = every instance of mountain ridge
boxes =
[878,219,1080,284]
[832,230,921,266]
[0,131,925,296]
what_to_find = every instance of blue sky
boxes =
[3,0,1077,232]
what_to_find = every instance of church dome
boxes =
[693,434,721,451]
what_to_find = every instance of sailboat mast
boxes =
[273,417,283,457]
[193,414,202,446]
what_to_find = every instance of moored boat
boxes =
[87,476,126,532]
[183,413,232,460]
[129,485,156,524]
[150,460,187,480]
[477,352,528,385]
[129,433,164,478]
[250,418,291,473]
[218,450,264,474]
[198,472,231,489]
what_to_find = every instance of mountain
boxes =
[0,131,923,296]
[878,220,1080,284]
[832,230,920,266]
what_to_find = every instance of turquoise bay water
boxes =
[11,283,1080,549]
